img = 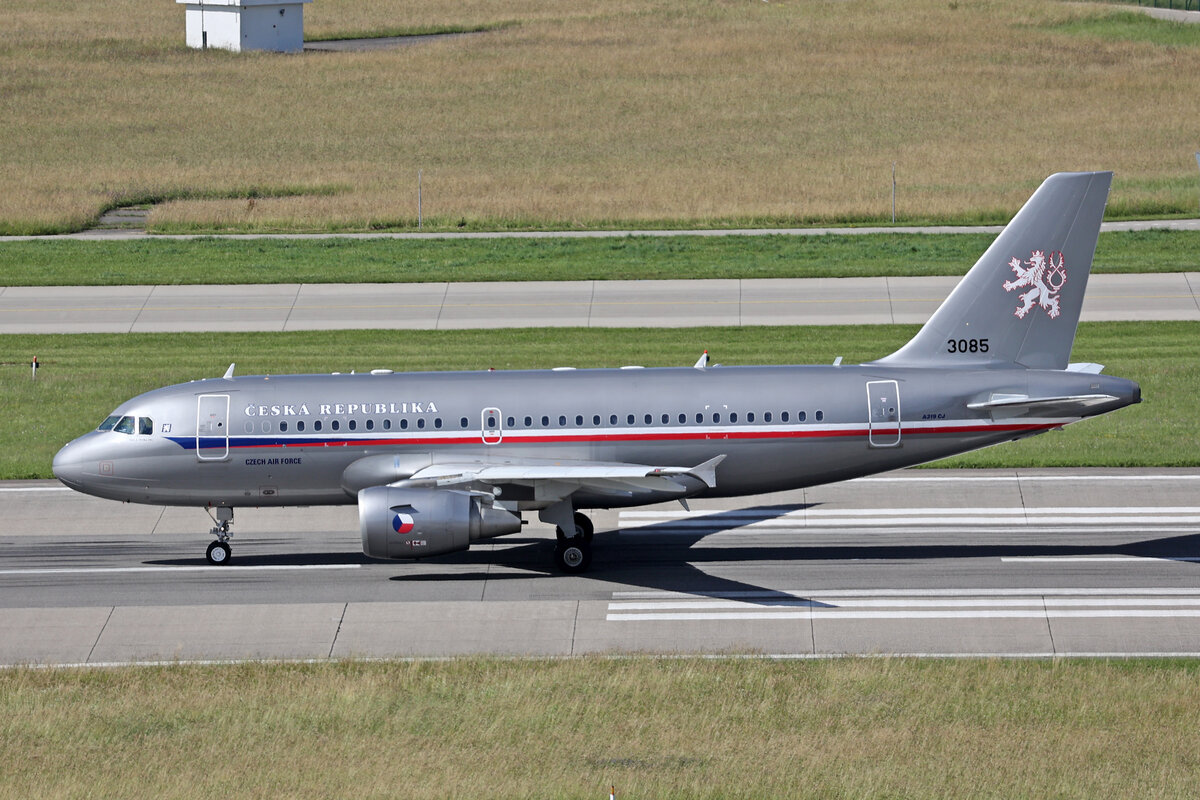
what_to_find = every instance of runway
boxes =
[4,469,1200,664]
[3,273,1199,333]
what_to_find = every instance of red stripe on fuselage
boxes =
[221,421,1062,451]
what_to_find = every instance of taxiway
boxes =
[2,273,1199,333]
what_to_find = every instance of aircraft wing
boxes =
[391,455,726,501]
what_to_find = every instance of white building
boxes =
[178,0,313,53]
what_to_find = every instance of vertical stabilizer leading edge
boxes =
[875,171,1112,370]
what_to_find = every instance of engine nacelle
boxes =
[359,486,522,560]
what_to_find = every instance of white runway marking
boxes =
[618,506,1200,531]
[0,565,362,576]
[1002,556,1200,563]
[606,588,1200,622]
[613,587,1200,598]
[0,487,69,492]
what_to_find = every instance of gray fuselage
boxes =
[52,363,1140,511]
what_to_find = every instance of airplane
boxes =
[52,171,1140,573]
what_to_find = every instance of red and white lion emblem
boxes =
[1003,249,1067,319]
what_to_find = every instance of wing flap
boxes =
[393,455,726,498]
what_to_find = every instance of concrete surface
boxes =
[2,273,1197,333]
[4,469,1200,664]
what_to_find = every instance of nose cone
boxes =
[52,438,86,490]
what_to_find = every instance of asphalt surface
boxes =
[3,273,1198,333]
[5,469,1200,664]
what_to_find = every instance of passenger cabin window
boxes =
[348,420,357,431]
[816,410,824,422]
[730,412,738,423]
[314,420,323,431]
[798,411,807,422]
[383,419,391,430]
[781,411,789,422]
[366,419,374,431]
[331,420,340,431]
[525,416,533,427]
[297,421,305,432]
[460,417,469,428]
[280,421,288,432]
[417,419,426,429]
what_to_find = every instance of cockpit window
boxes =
[98,415,120,431]
[113,416,135,434]
[139,417,153,435]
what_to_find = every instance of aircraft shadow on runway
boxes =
[391,507,1200,604]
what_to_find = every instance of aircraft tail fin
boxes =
[875,171,1111,370]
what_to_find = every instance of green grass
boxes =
[3,658,1200,799]
[1,229,1198,286]
[303,21,518,42]
[1,322,1191,480]
[1051,10,1200,47]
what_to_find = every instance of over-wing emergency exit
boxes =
[53,172,1140,573]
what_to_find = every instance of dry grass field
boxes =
[4,658,1200,799]
[3,0,1199,233]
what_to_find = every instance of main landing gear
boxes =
[205,507,234,565]
[553,511,594,574]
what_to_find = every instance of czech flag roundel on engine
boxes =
[392,512,415,535]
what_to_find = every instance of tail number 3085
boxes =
[947,338,989,354]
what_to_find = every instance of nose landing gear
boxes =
[205,507,234,565]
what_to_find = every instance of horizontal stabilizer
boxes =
[967,393,1119,415]
[1066,362,1105,374]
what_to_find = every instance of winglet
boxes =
[686,454,726,488]
[694,350,709,370]
[222,363,236,380]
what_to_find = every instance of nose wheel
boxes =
[206,540,231,565]
[205,506,234,566]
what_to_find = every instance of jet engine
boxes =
[359,486,522,559]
